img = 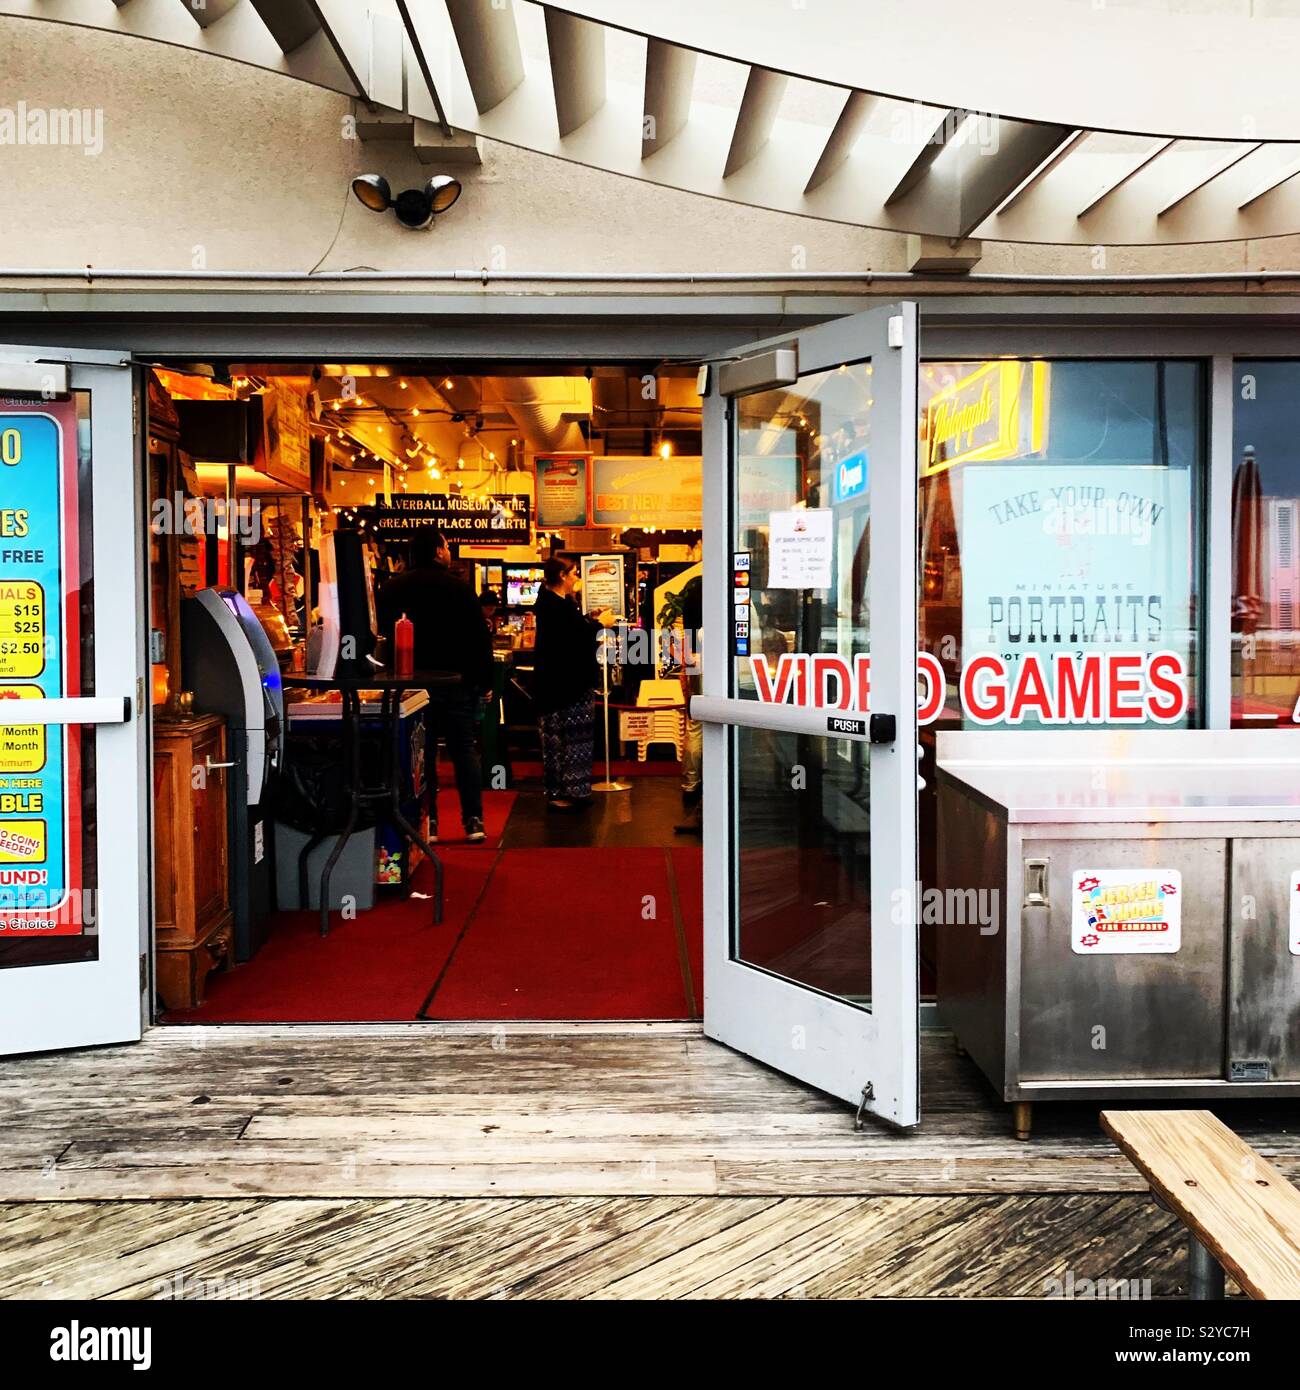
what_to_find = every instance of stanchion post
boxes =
[593,626,631,793]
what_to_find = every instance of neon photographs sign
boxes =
[921,360,1049,478]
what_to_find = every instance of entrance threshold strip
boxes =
[160,1021,707,1037]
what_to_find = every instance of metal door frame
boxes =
[0,345,149,1057]
[694,302,921,1124]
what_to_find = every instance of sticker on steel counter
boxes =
[1071,868,1181,955]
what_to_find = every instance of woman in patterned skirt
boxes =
[533,556,615,810]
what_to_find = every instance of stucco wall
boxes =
[0,13,1298,285]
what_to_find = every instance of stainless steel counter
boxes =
[934,730,1300,1136]
[935,764,1300,824]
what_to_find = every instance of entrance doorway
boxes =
[0,309,925,1139]
[146,359,706,1024]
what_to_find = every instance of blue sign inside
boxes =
[833,450,868,504]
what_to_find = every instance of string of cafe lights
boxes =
[319,411,523,519]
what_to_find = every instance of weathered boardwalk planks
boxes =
[1,1025,1296,1200]
[1,1025,1286,1297]
[0,1193,1195,1300]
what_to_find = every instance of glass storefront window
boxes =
[1231,361,1300,727]
[919,360,1205,730]
[731,357,1208,1000]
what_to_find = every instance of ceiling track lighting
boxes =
[351,173,463,229]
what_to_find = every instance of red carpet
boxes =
[431,788,515,846]
[505,759,680,780]
[423,847,697,1020]
[670,845,703,1017]
[167,852,496,1022]
[167,785,704,1021]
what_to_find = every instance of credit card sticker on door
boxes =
[1071,869,1181,955]
[1288,871,1300,956]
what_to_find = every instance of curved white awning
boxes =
[6,0,1300,246]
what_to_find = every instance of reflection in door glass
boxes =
[1231,361,1300,727]
[734,726,871,1005]
[734,362,872,699]
[731,363,874,1005]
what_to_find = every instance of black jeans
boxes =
[427,691,483,826]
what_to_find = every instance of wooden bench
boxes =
[1101,1109,1300,1300]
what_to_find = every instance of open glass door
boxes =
[694,303,921,1126]
[0,347,149,1056]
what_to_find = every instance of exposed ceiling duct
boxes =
[490,376,592,453]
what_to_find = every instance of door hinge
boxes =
[887,314,904,348]
[139,952,148,995]
[854,1082,875,1130]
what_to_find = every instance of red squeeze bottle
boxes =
[394,613,415,678]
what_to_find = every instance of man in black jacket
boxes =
[378,527,493,842]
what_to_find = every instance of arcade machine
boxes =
[182,588,285,960]
[313,529,379,677]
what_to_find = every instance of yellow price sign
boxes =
[0,581,45,679]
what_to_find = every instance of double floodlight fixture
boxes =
[351,173,462,229]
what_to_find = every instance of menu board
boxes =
[580,553,624,618]
[0,399,84,936]
[536,455,589,528]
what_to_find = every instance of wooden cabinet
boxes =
[153,714,233,1010]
